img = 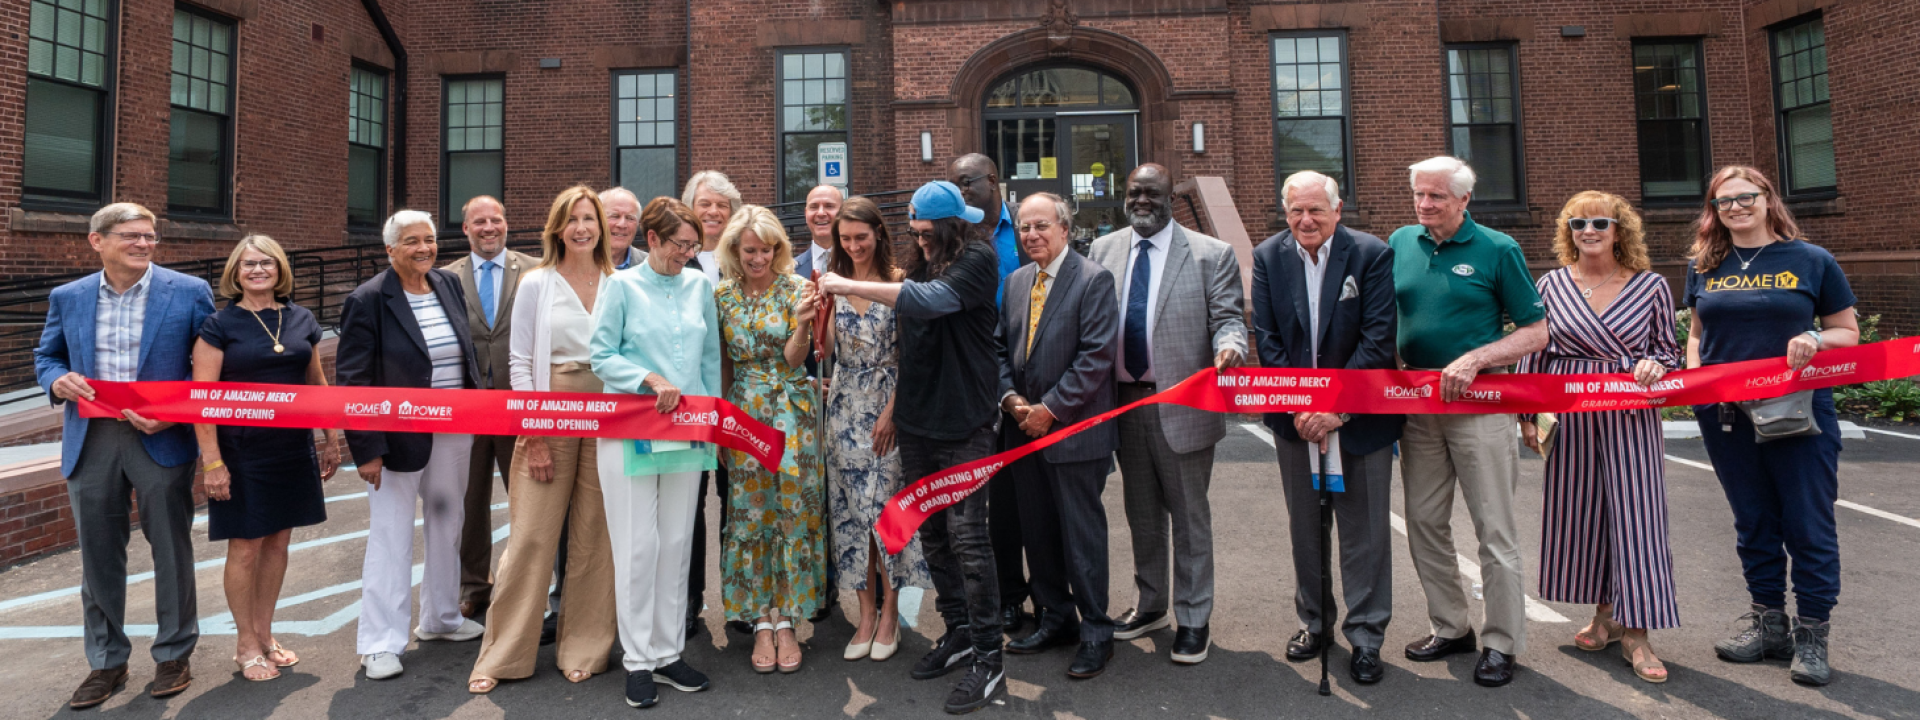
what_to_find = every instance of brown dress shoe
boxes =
[69,665,128,709]
[151,659,192,698]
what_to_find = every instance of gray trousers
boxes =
[1276,437,1394,650]
[1116,385,1216,628]
[67,419,199,669]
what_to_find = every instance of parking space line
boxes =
[1664,454,1920,530]
[1861,427,1920,440]
[1238,424,1569,623]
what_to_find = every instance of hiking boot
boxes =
[944,651,1006,714]
[1790,618,1832,686]
[1715,604,1792,663]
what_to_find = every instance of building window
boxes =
[168,5,235,218]
[1271,32,1352,205]
[443,76,504,226]
[613,70,678,204]
[777,49,849,204]
[1445,44,1523,205]
[1772,17,1834,195]
[24,0,114,207]
[1634,41,1709,201]
[348,65,387,227]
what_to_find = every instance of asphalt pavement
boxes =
[1,424,1916,719]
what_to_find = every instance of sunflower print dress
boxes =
[716,273,825,622]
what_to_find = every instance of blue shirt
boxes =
[989,204,1019,303]
[1684,238,1854,367]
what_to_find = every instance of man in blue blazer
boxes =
[996,193,1122,679]
[34,202,216,709]
[1250,172,1401,685]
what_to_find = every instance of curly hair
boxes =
[1551,191,1650,273]
[1689,165,1803,275]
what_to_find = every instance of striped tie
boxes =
[1027,270,1048,358]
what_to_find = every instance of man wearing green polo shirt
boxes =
[1388,156,1547,688]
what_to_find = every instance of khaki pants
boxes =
[470,364,616,680]
[1399,412,1527,656]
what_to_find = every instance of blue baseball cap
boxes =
[909,181,986,224]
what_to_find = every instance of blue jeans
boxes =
[900,426,1004,655]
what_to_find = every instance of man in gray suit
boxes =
[443,195,534,619]
[997,193,1121,679]
[1089,163,1247,665]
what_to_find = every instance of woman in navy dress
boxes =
[192,235,342,682]
[1518,192,1681,684]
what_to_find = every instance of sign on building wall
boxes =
[818,142,849,187]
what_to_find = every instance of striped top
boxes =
[1517,268,1681,375]
[406,290,465,389]
[93,266,154,382]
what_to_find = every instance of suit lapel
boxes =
[1154,225,1191,328]
[73,274,101,379]
[383,271,430,356]
[136,271,175,376]
[1008,264,1033,366]
[454,257,485,334]
[434,271,479,384]
[1028,252,1081,368]
[1281,233,1313,340]
[495,252,524,336]
[1315,230,1352,352]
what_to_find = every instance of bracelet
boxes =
[202,459,225,473]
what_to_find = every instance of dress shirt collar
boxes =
[1294,234,1333,266]
[470,251,503,271]
[100,264,155,298]
[1037,246,1069,280]
[1132,221,1174,251]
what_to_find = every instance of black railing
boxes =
[763,188,917,242]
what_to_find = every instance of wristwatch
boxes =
[1336,413,1351,423]
[1804,329,1824,349]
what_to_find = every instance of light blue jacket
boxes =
[590,262,722,402]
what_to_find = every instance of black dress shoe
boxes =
[1473,648,1516,687]
[1171,625,1210,664]
[1068,640,1114,679]
[1350,647,1384,684]
[1112,608,1171,640]
[1285,629,1326,662]
[540,613,558,646]
[725,619,753,635]
[1008,613,1078,655]
[1404,631,1477,662]
[1001,602,1031,637]
[685,616,702,640]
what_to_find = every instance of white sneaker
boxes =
[362,652,404,680]
[415,618,485,642]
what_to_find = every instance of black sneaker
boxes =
[912,627,975,680]
[1789,618,1832,686]
[944,652,1006,715]
[625,671,658,708]
[1715,604,1792,663]
[652,659,711,692]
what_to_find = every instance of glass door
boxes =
[1060,115,1136,254]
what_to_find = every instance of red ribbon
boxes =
[77,381,788,472]
[876,337,1920,553]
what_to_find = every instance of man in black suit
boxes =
[996,192,1122,679]
[1249,171,1402,685]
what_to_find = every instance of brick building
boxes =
[4,0,1917,329]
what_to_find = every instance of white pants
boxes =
[357,433,473,656]
[597,438,701,673]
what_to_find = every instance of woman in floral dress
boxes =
[714,205,826,673]
[821,197,932,662]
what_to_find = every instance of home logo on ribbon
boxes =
[1383,384,1434,400]
[344,399,392,417]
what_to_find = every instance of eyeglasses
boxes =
[1017,221,1058,235]
[663,237,701,253]
[240,260,277,271]
[1709,192,1763,212]
[901,229,936,242]
[107,231,161,245]
[1567,217,1615,232]
[954,174,990,188]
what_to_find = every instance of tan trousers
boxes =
[1399,411,1528,656]
[470,364,616,680]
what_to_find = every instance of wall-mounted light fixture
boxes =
[1192,122,1206,154]
[920,131,934,163]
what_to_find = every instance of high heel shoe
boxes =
[752,622,778,674]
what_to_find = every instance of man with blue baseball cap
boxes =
[821,180,1009,714]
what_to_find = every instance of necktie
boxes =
[1124,238,1152,380]
[1026,270,1048,359]
[478,260,497,328]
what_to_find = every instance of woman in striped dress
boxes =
[1518,191,1681,684]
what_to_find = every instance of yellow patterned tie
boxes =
[1027,270,1048,359]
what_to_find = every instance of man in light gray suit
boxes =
[1089,163,1246,665]
[442,195,534,619]
[997,193,1121,679]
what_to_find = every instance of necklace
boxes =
[245,301,285,353]
[1576,266,1622,299]
[1730,242,1768,271]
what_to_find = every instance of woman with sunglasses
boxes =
[1683,166,1857,687]
[1517,192,1681,684]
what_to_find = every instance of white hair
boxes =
[1020,192,1073,228]
[599,186,640,207]
[382,209,437,247]
[1408,156,1476,197]
[1280,171,1343,211]
[681,170,742,213]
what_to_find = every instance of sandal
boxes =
[565,669,591,683]
[751,622,778,674]
[1621,633,1669,684]
[1573,613,1626,652]
[266,642,299,668]
[775,620,803,674]
[235,655,280,682]
[469,677,498,694]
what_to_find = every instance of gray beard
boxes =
[1130,209,1170,238]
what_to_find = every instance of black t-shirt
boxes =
[1684,239,1855,366]
[896,242,1002,440]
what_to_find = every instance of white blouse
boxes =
[509,267,609,392]
[548,280,593,363]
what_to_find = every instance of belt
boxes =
[1119,381,1156,390]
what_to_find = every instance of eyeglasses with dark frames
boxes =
[1709,192,1763,212]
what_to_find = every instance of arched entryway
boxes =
[983,65,1138,246]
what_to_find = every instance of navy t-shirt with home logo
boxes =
[1683,238,1855,367]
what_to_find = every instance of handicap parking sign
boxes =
[818,142,849,186]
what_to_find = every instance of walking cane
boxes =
[1316,440,1335,696]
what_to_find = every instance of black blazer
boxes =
[1250,225,1403,456]
[996,251,1121,463]
[336,268,483,472]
